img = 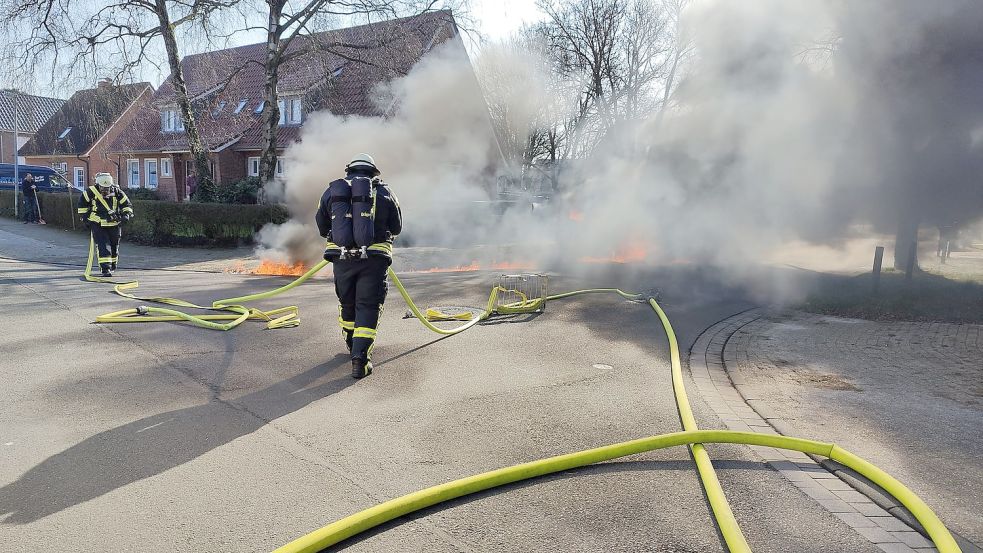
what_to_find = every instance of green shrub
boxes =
[126,187,164,201]
[1,191,289,247]
[215,177,261,204]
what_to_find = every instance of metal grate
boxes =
[493,273,548,314]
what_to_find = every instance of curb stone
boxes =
[688,308,980,553]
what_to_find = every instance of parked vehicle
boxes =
[0,164,73,193]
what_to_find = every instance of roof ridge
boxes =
[183,9,453,61]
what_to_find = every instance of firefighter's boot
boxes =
[100,264,113,277]
[352,358,372,379]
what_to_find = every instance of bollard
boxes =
[872,246,884,294]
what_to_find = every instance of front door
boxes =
[73,166,85,190]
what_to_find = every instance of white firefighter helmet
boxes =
[94,172,115,189]
[345,153,380,175]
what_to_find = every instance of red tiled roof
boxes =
[20,83,151,156]
[110,10,458,154]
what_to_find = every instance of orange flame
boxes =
[253,260,310,276]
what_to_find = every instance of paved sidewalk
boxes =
[690,310,983,551]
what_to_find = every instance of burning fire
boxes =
[254,260,310,276]
[224,260,310,276]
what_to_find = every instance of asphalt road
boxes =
[0,220,884,552]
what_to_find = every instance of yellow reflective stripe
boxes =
[121,207,134,214]
[367,243,392,253]
[353,327,377,339]
[325,241,341,249]
[98,256,114,263]
[338,318,355,331]
[77,207,89,213]
[93,188,113,213]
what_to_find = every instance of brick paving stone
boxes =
[855,526,902,543]
[893,532,933,548]
[876,543,918,553]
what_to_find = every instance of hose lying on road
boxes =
[271,289,960,553]
[81,251,959,553]
[272,430,959,553]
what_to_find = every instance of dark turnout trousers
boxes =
[332,256,389,361]
[91,225,122,272]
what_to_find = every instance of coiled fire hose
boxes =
[83,243,960,553]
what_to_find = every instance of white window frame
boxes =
[247,156,260,177]
[145,159,159,189]
[160,157,172,177]
[276,158,284,176]
[161,107,185,132]
[73,166,85,190]
[290,98,302,124]
[127,159,140,188]
[175,110,185,131]
[278,97,303,126]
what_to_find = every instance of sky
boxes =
[468,0,545,41]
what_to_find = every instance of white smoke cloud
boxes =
[259,0,983,283]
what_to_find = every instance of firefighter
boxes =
[315,153,402,379]
[78,172,134,277]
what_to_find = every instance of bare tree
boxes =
[534,0,674,157]
[250,1,463,185]
[0,0,235,198]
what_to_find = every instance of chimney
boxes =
[97,78,113,89]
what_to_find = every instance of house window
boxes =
[161,108,185,132]
[254,101,265,114]
[247,157,260,177]
[127,159,140,188]
[160,157,172,177]
[234,99,248,114]
[58,127,72,139]
[278,97,303,126]
[51,162,68,175]
[146,159,158,189]
[73,166,85,189]
[276,159,284,176]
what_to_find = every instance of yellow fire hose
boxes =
[81,247,959,552]
[271,290,959,553]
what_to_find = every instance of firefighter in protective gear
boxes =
[78,172,134,277]
[315,153,402,379]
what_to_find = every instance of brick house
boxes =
[109,10,462,201]
[19,81,153,190]
[0,90,65,164]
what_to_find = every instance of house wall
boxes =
[1,131,35,164]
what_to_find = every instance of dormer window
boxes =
[254,101,266,114]
[57,127,72,139]
[161,107,185,132]
[234,99,247,114]
[278,97,303,126]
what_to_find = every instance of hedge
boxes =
[0,190,289,247]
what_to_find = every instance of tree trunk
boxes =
[154,0,214,201]
[893,207,920,271]
[259,3,283,186]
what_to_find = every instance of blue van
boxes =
[0,164,74,193]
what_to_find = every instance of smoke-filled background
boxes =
[258,0,983,278]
